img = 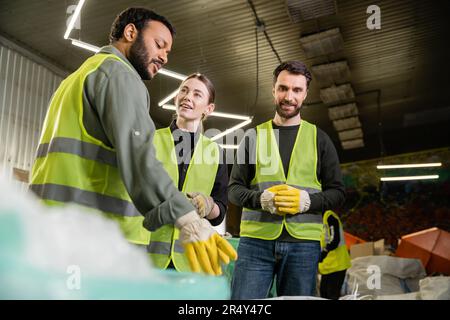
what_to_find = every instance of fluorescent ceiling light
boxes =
[207,111,251,121]
[377,163,442,169]
[161,104,251,121]
[158,89,179,107]
[162,104,176,111]
[380,175,439,181]
[157,69,188,81]
[210,119,252,142]
[71,39,99,52]
[219,144,239,149]
[64,0,86,39]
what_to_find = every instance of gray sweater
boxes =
[81,45,193,231]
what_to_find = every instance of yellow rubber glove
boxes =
[216,234,238,265]
[274,186,311,214]
[187,192,215,218]
[218,247,230,264]
[267,184,290,193]
[176,212,237,275]
[260,184,290,214]
[184,234,219,275]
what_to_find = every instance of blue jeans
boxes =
[231,237,320,299]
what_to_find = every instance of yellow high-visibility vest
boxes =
[240,120,323,241]
[319,210,351,275]
[148,127,219,272]
[30,53,150,245]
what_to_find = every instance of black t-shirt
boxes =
[170,122,227,226]
[272,123,299,177]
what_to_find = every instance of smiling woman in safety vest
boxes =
[148,73,230,272]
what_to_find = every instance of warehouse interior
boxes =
[0,0,449,300]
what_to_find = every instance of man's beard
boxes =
[276,100,301,119]
[129,33,152,80]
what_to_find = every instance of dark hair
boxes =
[273,60,312,88]
[109,7,176,43]
[181,73,216,104]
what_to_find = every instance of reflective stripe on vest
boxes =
[29,183,140,217]
[148,127,219,272]
[319,210,352,275]
[29,53,150,245]
[240,120,323,241]
[36,137,118,167]
[147,240,184,255]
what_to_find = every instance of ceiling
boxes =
[1,0,449,163]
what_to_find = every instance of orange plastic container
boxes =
[395,227,450,275]
[344,232,366,250]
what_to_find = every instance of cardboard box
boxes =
[373,238,385,255]
[350,239,385,259]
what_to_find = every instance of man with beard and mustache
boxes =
[228,61,345,299]
[29,7,236,276]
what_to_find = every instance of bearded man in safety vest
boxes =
[29,7,236,276]
[228,60,345,299]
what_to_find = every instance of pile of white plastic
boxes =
[341,255,450,300]
[0,172,155,279]
[25,204,157,279]
[0,170,230,300]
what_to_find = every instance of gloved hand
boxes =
[319,250,329,263]
[187,192,215,218]
[176,211,237,275]
[274,186,311,214]
[260,184,290,214]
